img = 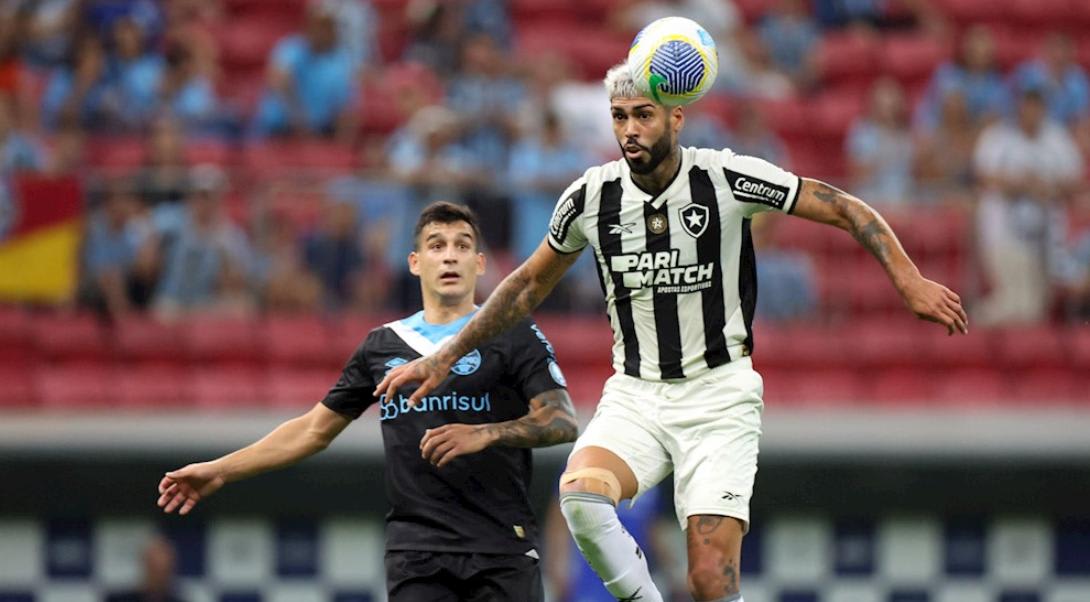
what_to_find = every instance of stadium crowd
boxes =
[2,0,1090,325]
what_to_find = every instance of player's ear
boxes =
[408,251,420,276]
[671,105,684,133]
[475,251,486,276]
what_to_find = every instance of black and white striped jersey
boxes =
[548,146,801,381]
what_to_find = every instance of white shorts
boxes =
[570,357,764,531]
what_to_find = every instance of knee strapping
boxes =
[559,467,623,504]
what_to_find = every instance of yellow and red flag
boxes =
[0,175,83,303]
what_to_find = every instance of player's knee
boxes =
[559,467,623,504]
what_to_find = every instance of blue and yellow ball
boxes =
[627,16,719,106]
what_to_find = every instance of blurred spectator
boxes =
[21,0,80,69]
[758,0,819,89]
[104,534,186,602]
[254,2,359,139]
[108,15,166,129]
[159,38,218,133]
[152,165,252,321]
[134,117,189,207]
[915,26,1011,131]
[302,196,365,308]
[974,85,1083,326]
[85,0,164,44]
[508,112,591,261]
[43,123,85,176]
[1010,33,1089,127]
[41,33,114,130]
[752,213,816,321]
[729,30,794,99]
[847,77,914,204]
[463,0,512,48]
[915,89,976,203]
[447,34,525,170]
[388,105,485,192]
[322,0,380,73]
[80,179,153,317]
[1063,230,1090,321]
[0,96,45,176]
[253,210,323,313]
[678,103,732,150]
[813,0,884,28]
[403,0,466,75]
[0,6,26,99]
[725,99,787,166]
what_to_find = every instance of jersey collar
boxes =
[623,146,690,210]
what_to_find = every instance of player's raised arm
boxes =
[374,241,582,404]
[157,402,350,515]
[420,388,578,468]
[791,177,969,335]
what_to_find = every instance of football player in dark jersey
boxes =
[157,201,578,601]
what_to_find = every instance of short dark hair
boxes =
[413,201,483,250]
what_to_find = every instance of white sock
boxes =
[560,491,664,602]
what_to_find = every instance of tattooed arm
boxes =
[792,178,969,335]
[375,240,583,403]
[419,389,578,468]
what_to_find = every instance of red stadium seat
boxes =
[855,322,931,369]
[817,31,879,86]
[185,140,236,167]
[1070,329,1090,370]
[563,366,612,408]
[181,317,260,366]
[933,0,1008,25]
[923,329,996,370]
[1010,369,1085,404]
[0,305,33,368]
[869,369,937,404]
[330,313,398,362]
[1009,0,1072,28]
[218,19,294,71]
[996,325,1066,370]
[932,369,1010,404]
[263,316,340,368]
[267,369,338,409]
[114,366,189,407]
[85,137,146,170]
[763,368,865,405]
[190,368,264,408]
[36,365,111,408]
[535,316,614,367]
[32,312,109,364]
[114,317,182,364]
[0,368,36,407]
[811,88,866,139]
[879,34,951,85]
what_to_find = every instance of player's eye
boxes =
[638,111,653,120]
[612,113,625,121]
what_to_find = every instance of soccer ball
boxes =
[627,16,718,106]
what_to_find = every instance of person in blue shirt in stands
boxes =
[254,1,358,139]
[1010,33,1090,127]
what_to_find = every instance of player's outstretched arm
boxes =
[375,241,583,404]
[419,388,578,468]
[791,178,969,335]
[157,403,350,515]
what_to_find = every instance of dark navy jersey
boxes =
[322,310,567,555]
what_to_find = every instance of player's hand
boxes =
[157,461,225,515]
[420,424,494,468]
[373,353,452,407]
[900,275,969,335]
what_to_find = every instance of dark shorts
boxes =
[385,549,543,602]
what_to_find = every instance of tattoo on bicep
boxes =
[722,562,739,594]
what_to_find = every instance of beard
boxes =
[622,131,673,175]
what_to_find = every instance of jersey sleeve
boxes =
[506,319,568,403]
[547,179,588,254]
[721,149,802,217]
[321,337,379,420]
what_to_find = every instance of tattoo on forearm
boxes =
[813,182,898,270]
[483,389,577,448]
[445,267,546,360]
[722,562,739,595]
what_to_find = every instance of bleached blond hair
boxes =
[603,62,643,100]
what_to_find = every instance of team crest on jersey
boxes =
[678,203,709,238]
[646,213,668,234]
[451,349,482,375]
